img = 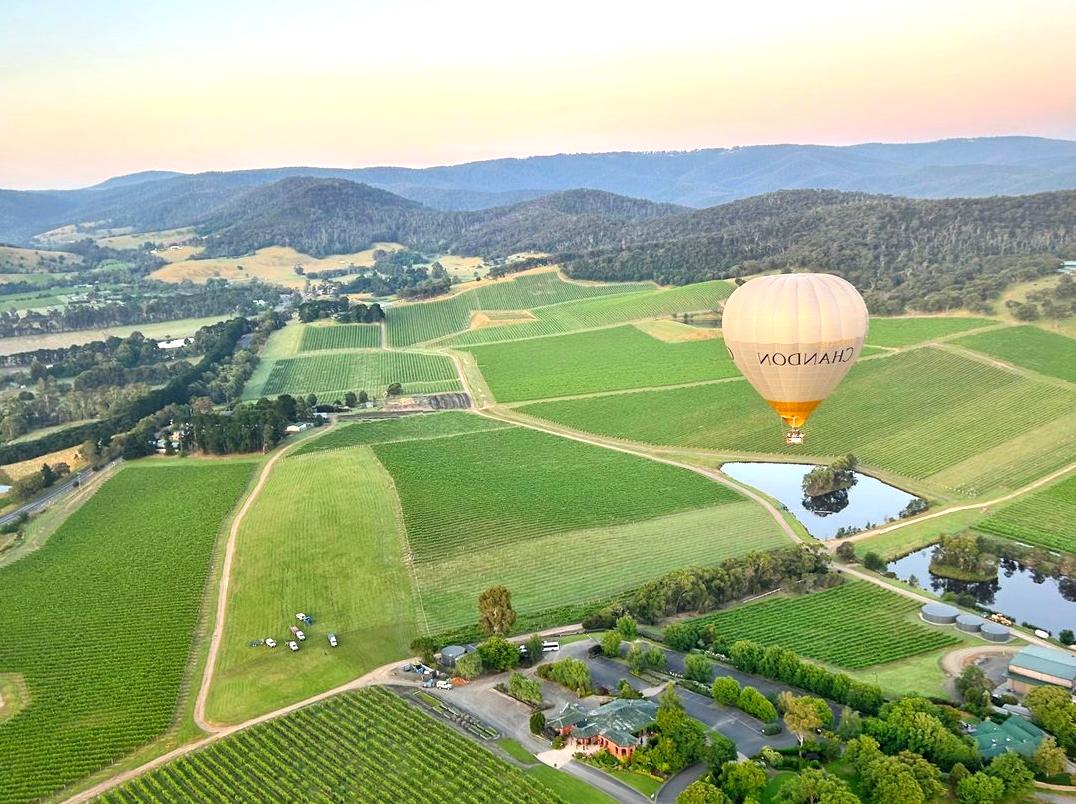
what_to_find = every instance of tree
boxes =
[357,390,369,404]
[410,636,437,666]
[616,679,642,699]
[834,541,856,562]
[508,671,543,704]
[476,635,519,672]
[601,631,622,658]
[1032,735,1067,777]
[344,391,357,407]
[454,651,483,679]
[684,654,714,683]
[737,686,777,722]
[305,393,317,407]
[617,614,638,640]
[525,633,545,665]
[1061,629,1075,647]
[646,687,709,776]
[712,676,741,705]
[835,706,862,740]
[985,752,1034,797]
[780,692,824,745]
[704,732,737,774]
[863,551,886,571]
[956,772,1005,804]
[536,658,591,696]
[529,710,546,735]
[386,382,403,396]
[954,665,992,713]
[677,779,731,804]
[477,585,517,636]
[773,768,858,804]
[1026,685,1076,752]
[718,760,766,802]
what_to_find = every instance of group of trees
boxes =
[536,657,592,696]
[1008,273,1076,320]
[7,460,71,501]
[295,298,385,323]
[802,454,858,498]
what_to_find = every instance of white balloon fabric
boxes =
[722,273,869,433]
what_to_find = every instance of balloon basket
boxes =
[785,429,804,446]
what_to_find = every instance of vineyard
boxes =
[416,501,787,632]
[520,347,1076,496]
[465,324,738,402]
[440,280,731,347]
[689,581,960,669]
[297,323,382,351]
[386,271,652,346]
[291,411,510,456]
[261,351,460,399]
[865,316,995,348]
[0,462,255,804]
[371,425,742,564]
[955,325,1076,383]
[208,448,416,723]
[100,688,563,803]
[978,472,1076,554]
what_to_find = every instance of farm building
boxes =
[1007,645,1076,694]
[921,602,959,625]
[547,699,659,760]
[955,613,985,633]
[285,422,312,434]
[973,717,1046,759]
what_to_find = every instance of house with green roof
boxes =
[1008,645,1076,695]
[973,717,1046,760]
[547,698,659,760]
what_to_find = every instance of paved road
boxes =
[656,763,708,803]
[0,461,118,527]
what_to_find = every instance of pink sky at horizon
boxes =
[2,0,1074,189]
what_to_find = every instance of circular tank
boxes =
[921,602,959,625]
[981,622,1010,642]
[955,613,984,633]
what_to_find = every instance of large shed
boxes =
[955,613,984,633]
[921,602,959,625]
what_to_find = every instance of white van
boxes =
[542,641,560,652]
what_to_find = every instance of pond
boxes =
[888,545,1076,635]
[721,462,919,540]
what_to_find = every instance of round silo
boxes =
[955,613,984,633]
[980,622,1010,642]
[921,602,959,625]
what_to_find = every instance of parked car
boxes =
[287,641,299,652]
[265,638,277,648]
[290,626,306,641]
[436,680,453,690]
[328,632,338,648]
[401,663,414,672]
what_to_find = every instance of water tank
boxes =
[921,602,959,625]
[981,622,1010,642]
[955,614,984,633]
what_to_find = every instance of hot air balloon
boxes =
[722,273,869,445]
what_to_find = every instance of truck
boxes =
[436,680,453,690]
[327,632,338,648]
[286,640,299,652]
[289,626,306,641]
[265,638,277,648]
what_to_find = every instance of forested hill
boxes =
[558,190,1076,313]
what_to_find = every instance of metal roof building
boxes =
[974,717,1046,759]
[1009,645,1076,693]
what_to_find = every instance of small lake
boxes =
[721,462,918,540]
[888,545,1076,635]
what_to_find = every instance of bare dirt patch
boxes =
[0,673,30,724]
[633,319,720,343]
[469,310,537,330]
[3,446,85,480]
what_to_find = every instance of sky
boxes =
[1,0,1075,189]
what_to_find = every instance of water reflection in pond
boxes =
[721,462,918,540]
[888,545,1076,635]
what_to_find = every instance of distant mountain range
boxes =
[3,136,1076,244]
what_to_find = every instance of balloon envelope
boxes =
[722,273,869,429]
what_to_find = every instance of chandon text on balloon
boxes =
[753,347,857,366]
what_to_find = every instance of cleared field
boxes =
[297,322,381,351]
[208,448,416,723]
[978,472,1076,554]
[0,315,233,357]
[634,318,720,342]
[440,280,732,347]
[0,462,254,804]
[418,501,788,632]
[0,244,82,272]
[466,324,738,403]
[372,425,743,565]
[954,325,1076,383]
[151,244,399,289]
[261,351,460,399]
[0,287,79,313]
[520,347,1076,496]
[866,316,996,348]
[292,411,510,455]
[103,688,562,803]
[386,271,655,346]
[688,580,959,668]
[96,227,196,250]
[2,443,85,479]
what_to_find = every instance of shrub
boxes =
[507,672,543,705]
[712,676,741,705]
[601,631,622,658]
[862,551,886,571]
[664,622,702,651]
[536,658,592,696]
[454,650,483,678]
[684,654,714,683]
[738,687,778,722]
[530,711,546,734]
[617,614,638,640]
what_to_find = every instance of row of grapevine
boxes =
[291,411,512,456]
[99,688,562,803]
[261,351,461,398]
[978,473,1076,554]
[0,463,255,804]
[297,323,382,351]
[689,581,959,669]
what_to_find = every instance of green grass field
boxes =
[465,324,738,402]
[102,688,563,803]
[297,322,382,351]
[372,425,743,564]
[439,280,732,347]
[292,411,510,455]
[866,316,996,348]
[208,447,417,723]
[387,271,653,346]
[688,580,959,668]
[955,325,1076,383]
[0,462,254,804]
[977,472,1076,554]
[260,351,460,399]
[520,347,1076,497]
